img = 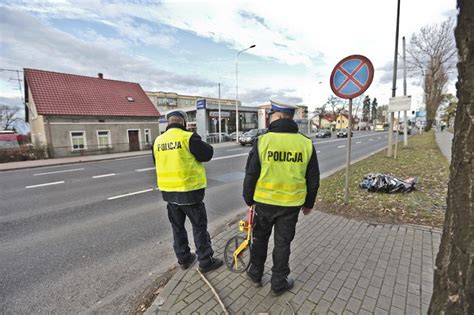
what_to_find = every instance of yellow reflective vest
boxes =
[153,128,207,192]
[254,132,313,206]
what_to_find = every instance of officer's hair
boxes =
[168,116,185,125]
[272,112,294,120]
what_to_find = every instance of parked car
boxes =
[336,128,353,138]
[229,131,242,141]
[374,124,385,132]
[207,132,231,143]
[398,126,412,135]
[239,128,267,146]
[315,129,332,138]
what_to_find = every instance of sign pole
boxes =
[344,98,353,204]
[394,111,400,159]
[330,54,374,205]
[218,83,222,143]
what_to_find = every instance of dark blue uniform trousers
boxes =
[248,203,300,291]
[167,202,214,267]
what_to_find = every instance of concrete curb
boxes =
[0,151,152,172]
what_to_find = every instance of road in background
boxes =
[0,131,393,313]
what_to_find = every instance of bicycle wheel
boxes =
[224,235,251,273]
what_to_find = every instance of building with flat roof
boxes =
[146,91,258,142]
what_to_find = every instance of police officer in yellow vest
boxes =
[243,100,320,296]
[153,111,223,273]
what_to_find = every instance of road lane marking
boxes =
[356,141,362,144]
[92,173,116,179]
[26,181,65,189]
[34,168,84,176]
[337,145,346,148]
[313,132,387,144]
[107,188,154,200]
[369,138,374,141]
[226,148,243,151]
[135,167,155,172]
[316,150,321,153]
[211,153,248,161]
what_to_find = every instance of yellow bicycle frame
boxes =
[233,207,254,269]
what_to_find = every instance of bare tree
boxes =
[429,1,474,313]
[313,103,327,129]
[408,19,457,131]
[1,105,22,131]
[325,95,342,115]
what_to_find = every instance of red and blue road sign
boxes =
[330,55,374,99]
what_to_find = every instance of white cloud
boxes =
[0,0,457,112]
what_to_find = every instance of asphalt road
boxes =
[0,130,392,313]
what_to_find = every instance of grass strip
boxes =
[316,131,448,228]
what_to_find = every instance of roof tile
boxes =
[25,69,160,117]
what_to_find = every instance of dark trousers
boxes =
[248,203,300,291]
[167,202,214,267]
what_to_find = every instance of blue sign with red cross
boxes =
[330,55,374,99]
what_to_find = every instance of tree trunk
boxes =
[429,1,474,314]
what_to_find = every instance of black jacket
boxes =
[153,124,213,205]
[243,118,320,208]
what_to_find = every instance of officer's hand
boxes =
[301,207,312,215]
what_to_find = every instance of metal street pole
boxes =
[394,111,400,159]
[218,83,222,143]
[403,36,408,146]
[344,98,353,204]
[235,45,255,143]
[307,109,311,134]
[388,0,401,157]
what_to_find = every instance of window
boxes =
[144,129,151,145]
[126,96,135,102]
[70,131,86,150]
[158,97,167,105]
[97,130,111,148]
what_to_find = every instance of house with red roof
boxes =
[24,69,160,157]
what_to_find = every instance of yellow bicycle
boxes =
[224,206,255,273]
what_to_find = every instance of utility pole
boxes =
[388,0,401,157]
[403,36,408,146]
[235,45,255,143]
[218,83,222,143]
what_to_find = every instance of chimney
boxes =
[98,73,103,79]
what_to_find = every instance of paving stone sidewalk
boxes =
[145,211,441,315]
[435,130,453,162]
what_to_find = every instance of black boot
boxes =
[271,277,294,297]
[198,257,223,273]
[179,253,196,270]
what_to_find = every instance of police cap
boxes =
[269,99,297,116]
[166,110,188,123]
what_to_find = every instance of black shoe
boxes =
[179,253,196,270]
[271,278,294,297]
[246,272,262,287]
[198,257,223,273]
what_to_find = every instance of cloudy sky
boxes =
[0,0,457,116]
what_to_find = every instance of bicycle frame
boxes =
[233,206,254,269]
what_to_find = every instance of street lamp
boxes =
[235,44,256,143]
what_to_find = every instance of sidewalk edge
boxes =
[0,152,151,172]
